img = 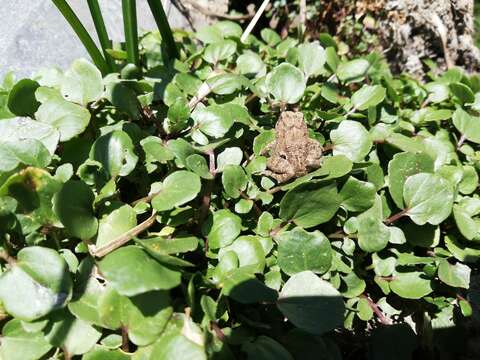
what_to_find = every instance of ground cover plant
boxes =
[0,3,480,360]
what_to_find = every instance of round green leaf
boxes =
[219,235,266,274]
[351,85,386,110]
[449,82,475,104]
[339,176,376,212]
[0,247,72,321]
[44,309,102,356]
[222,165,248,198]
[7,79,40,117]
[387,152,434,209]
[186,154,213,179]
[242,336,294,360]
[297,42,326,78]
[336,59,370,83]
[98,246,181,296]
[277,271,345,335]
[90,130,138,178]
[280,181,341,228]
[437,259,470,289]
[191,104,234,139]
[277,228,332,276]
[452,108,480,144]
[203,40,237,64]
[266,63,306,104]
[96,204,137,248]
[331,120,372,162]
[0,117,59,155]
[53,180,98,240]
[206,209,242,249]
[0,319,52,360]
[403,173,454,225]
[152,171,201,212]
[35,90,91,141]
[236,51,266,78]
[60,58,103,105]
[390,272,433,299]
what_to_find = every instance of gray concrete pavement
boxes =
[0,0,194,79]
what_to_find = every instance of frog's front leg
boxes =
[265,156,295,183]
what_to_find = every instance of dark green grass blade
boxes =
[51,0,109,75]
[122,0,140,66]
[87,0,115,71]
[146,0,179,60]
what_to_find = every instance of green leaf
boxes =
[236,51,266,78]
[90,130,139,178]
[0,319,52,360]
[331,120,372,162]
[216,147,243,172]
[0,139,52,173]
[390,271,433,299]
[203,40,237,64]
[43,309,102,356]
[191,104,234,139]
[0,247,72,321]
[336,59,370,83]
[53,180,98,240]
[339,176,376,212]
[437,259,470,288]
[150,333,206,360]
[280,181,341,228]
[266,63,306,104]
[98,246,181,296]
[356,196,390,252]
[136,236,199,255]
[219,236,265,274]
[0,117,59,154]
[35,89,91,141]
[98,288,172,346]
[403,173,454,225]
[277,228,332,276]
[60,58,103,105]
[96,204,137,248]
[222,165,248,198]
[186,154,213,179]
[387,152,434,209]
[0,167,62,226]
[452,108,480,144]
[297,42,326,78]
[105,81,141,119]
[449,82,475,104]
[351,85,386,110]
[7,79,40,116]
[152,171,201,212]
[206,209,242,249]
[261,28,281,46]
[277,271,345,335]
[83,347,130,360]
[242,336,294,360]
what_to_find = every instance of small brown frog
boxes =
[263,111,322,183]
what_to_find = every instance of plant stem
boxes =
[147,0,179,60]
[360,294,392,325]
[122,0,140,67]
[384,209,408,225]
[51,0,109,75]
[241,0,270,43]
[87,0,115,72]
[93,211,157,257]
[121,326,130,352]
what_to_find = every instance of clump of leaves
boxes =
[0,19,479,360]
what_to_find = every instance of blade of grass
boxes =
[87,0,115,72]
[51,0,109,75]
[147,0,179,60]
[122,0,140,66]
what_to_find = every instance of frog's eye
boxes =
[280,153,287,160]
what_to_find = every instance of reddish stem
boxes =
[360,294,392,325]
[384,209,409,225]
